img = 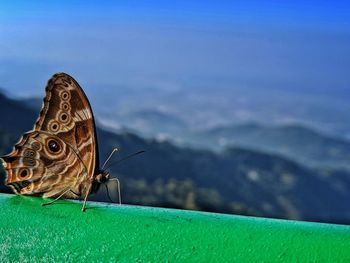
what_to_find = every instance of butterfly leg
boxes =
[82,183,93,212]
[41,188,73,207]
[108,178,122,205]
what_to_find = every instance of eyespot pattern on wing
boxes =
[1,131,88,197]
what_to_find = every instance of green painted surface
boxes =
[0,193,349,262]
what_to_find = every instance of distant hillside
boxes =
[98,129,350,223]
[189,123,350,171]
[1,91,350,223]
[21,97,42,111]
[0,93,38,134]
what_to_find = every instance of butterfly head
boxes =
[94,170,110,184]
[90,170,110,194]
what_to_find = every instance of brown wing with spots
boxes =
[1,73,99,198]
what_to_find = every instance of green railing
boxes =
[0,193,349,262]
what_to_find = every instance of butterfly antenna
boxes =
[102,148,119,170]
[105,150,145,170]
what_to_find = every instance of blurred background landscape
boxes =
[0,1,349,224]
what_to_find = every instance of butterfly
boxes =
[1,73,117,211]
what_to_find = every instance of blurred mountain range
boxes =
[187,123,350,171]
[0,91,350,224]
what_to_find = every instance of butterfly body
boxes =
[1,73,106,208]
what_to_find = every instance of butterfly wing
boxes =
[1,73,99,198]
[34,73,99,177]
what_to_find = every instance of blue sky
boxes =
[1,1,350,32]
[0,1,349,97]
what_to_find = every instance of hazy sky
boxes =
[0,1,349,97]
